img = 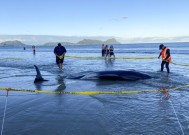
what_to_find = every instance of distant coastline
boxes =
[1,35,189,45]
[0,38,120,46]
[0,38,188,47]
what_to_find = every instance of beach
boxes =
[0,43,189,135]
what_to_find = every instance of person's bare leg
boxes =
[58,63,62,70]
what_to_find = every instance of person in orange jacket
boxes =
[158,44,172,73]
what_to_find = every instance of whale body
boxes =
[34,65,152,82]
[69,70,152,81]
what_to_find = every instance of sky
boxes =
[0,0,189,43]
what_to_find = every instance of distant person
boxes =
[54,43,67,70]
[105,45,109,58]
[158,44,172,73]
[23,47,26,50]
[102,44,105,56]
[32,45,36,54]
[109,45,115,58]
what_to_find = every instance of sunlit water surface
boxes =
[0,43,189,135]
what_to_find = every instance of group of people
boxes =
[102,44,115,58]
[54,43,172,73]
[23,46,36,55]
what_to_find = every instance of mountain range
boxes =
[0,38,120,46]
[0,35,121,45]
[1,35,189,44]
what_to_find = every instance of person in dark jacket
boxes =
[102,44,105,57]
[54,43,67,70]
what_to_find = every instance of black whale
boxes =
[34,65,152,82]
[69,70,152,81]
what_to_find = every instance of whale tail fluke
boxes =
[34,65,48,83]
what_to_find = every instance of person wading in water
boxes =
[158,44,172,73]
[54,43,67,71]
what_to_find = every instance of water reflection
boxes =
[105,58,115,67]
[55,75,66,92]
[34,82,43,90]
[34,74,66,93]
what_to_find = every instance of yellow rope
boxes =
[66,56,156,60]
[0,84,188,95]
[171,62,189,67]
[0,58,24,61]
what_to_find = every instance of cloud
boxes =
[109,16,128,21]
[122,16,128,19]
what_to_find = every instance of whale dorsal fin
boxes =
[34,65,48,83]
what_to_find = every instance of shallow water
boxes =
[0,43,189,135]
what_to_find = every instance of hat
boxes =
[159,44,164,50]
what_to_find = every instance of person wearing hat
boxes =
[158,44,172,73]
[54,43,67,70]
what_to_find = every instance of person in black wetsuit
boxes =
[54,43,67,70]
[32,45,36,55]
[109,45,115,58]
[102,44,105,57]
[105,45,109,58]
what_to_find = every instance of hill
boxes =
[103,38,120,44]
[78,38,120,45]
[0,40,26,46]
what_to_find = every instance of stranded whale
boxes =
[68,70,152,81]
[34,65,152,82]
